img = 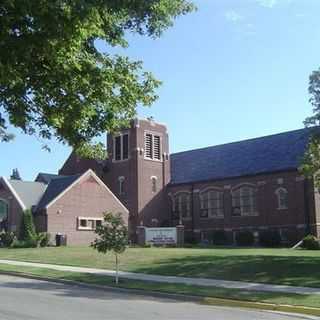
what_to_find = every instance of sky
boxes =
[2,0,320,181]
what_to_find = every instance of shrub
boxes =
[302,235,320,250]
[20,209,37,242]
[259,230,281,247]
[11,238,37,249]
[235,230,254,246]
[38,232,51,247]
[212,230,228,245]
[0,231,16,247]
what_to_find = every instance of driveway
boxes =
[0,274,314,320]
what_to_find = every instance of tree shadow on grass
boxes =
[131,255,320,288]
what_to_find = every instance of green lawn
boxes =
[0,263,320,315]
[0,246,319,287]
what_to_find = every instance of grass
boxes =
[0,246,320,287]
[0,262,320,313]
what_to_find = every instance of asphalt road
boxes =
[0,274,313,320]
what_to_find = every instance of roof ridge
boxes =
[171,127,312,157]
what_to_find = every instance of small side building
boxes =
[0,169,128,245]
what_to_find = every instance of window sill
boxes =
[112,158,130,163]
[200,216,224,220]
[144,157,163,163]
[232,213,259,218]
[277,207,288,211]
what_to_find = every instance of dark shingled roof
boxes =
[36,174,81,209]
[170,127,319,185]
[35,173,65,185]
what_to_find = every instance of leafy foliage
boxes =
[10,168,22,180]
[38,232,51,247]
[302,235,320,250]
[92,212,128,255]
[0,1,195,156]
[0,231,15,247]
[20,209,37,242]
[301,69,320,187]
[91,212,128,284]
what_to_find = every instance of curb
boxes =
[1,270,320,318]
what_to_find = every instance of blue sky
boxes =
[2,0,320,180]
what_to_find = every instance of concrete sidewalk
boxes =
[0,259,319,295]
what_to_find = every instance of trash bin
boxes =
[55,234,67,247]
[55,233,62,247]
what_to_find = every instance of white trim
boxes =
[231,182,257,192]
[45,169,129,214]
[150,176,158,180]
[1,177,26,210]
[77,216,103,231]
[199,186,224,194]
[275,187,288,210]
[144,131,163,162]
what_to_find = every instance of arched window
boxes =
[275,188,288,210]
[172,192,191,220]
[0,199,8,221]
[118,176,125,195]
[200,189,224,218]
[151,176,157,193]
[232,185,257,216]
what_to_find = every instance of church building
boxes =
[59,118,320,244]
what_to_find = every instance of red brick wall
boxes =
[103,119,171,241]
[167,170,311,243]
[46,174,128,245]
[0,180,24,236]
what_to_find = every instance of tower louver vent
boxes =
[145,133,153,159]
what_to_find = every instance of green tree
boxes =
[10,168,22,180]
[0,1,195,157]
[301,69,320,187]
[91,212,128,284]
[20,209,37,242]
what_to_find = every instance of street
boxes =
[0,275,313,320]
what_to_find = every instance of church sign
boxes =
[145,227,177,245]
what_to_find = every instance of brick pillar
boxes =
[136,226,146,246]
[176,224,185,247]
[192,189,201,242]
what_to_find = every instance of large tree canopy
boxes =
[0,0,195,156]
[301,69,320,187]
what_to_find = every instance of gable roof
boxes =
[37,169,129,213]
[170,127,318,185]
[35,173,65,185]
[36,174,81,210]
[4,179,47,210]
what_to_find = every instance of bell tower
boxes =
[103,118,171,240]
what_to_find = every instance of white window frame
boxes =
[77,217,103,231]
[275,187,288,210]
[231,184,258,217]
[199,188,224,219]
[113,132,130,162]
[172,191,192,221]
[144,131,162,162]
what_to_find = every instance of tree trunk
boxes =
[115,253,119,285]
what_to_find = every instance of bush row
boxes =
[0,209,51,248]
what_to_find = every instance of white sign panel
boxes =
[145,227,177,245]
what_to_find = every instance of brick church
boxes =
[58,118,320,244]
